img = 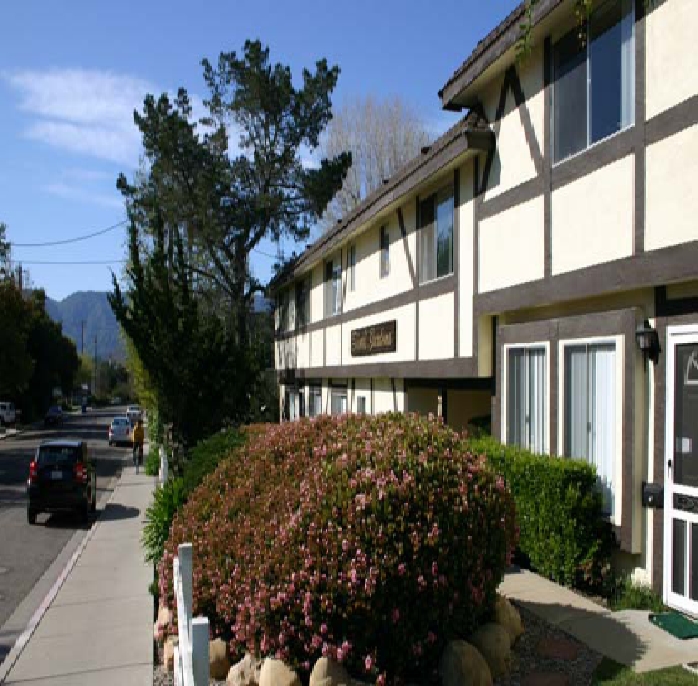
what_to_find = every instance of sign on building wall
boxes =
[351,320,397,357]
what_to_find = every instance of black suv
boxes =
[27,440,97,524]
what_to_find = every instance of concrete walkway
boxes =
[2,466,154,685]
[501,568,698,673]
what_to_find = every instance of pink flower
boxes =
[364,655,374,672]
[320,623,328,635]
[398,563,406,576]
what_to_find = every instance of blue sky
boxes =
[0,0,519,300]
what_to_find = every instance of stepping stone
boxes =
[535,636,580,661]
[522,672,569,686]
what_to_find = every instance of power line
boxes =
[11,219,128,248]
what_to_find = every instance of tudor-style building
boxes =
[272,0,698,613]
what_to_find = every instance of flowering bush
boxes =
[159,414,517,684]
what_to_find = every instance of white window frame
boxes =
[558,335,623,525]
[501,341,550,454]
[551,0,635,166]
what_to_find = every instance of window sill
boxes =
[552,123,634,169]
[419,272,454,288]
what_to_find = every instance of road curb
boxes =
[0,470,125,684]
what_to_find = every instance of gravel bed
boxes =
[494,603,604,686]
[154,603,604,686]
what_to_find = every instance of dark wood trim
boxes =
[275,273,454,342]
[407,376,493,391]
[479,176,544,220]
[633,0,646,255]
[476,240,698,315]
[543,36,552,278]
[397,207,417,288]
[454,167,461,357]
[391,377,398,412]
[645,93,698,147]
[551,127,635,191]
[370,377,374,414]
[656,285,698,318]
[280,357,479,384]
[323,327,326,367]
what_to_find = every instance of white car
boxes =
[108,416,132,446]
[0,402,16,426]
[126,405,142,423]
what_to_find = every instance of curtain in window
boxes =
[507,347,546,453]
[565,343,616,516]
[527,348,547,454]
[420,197,435,283]
[590,344,616,516]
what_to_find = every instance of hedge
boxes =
[466,435,613,589]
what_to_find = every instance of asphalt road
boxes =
[0,407,132,664]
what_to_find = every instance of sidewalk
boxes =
[501,568,698,673]
[1,466,154,685]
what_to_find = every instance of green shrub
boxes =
[610,576,666,613]
[159,414,517,684]
[467,436,613,589]
[181,429,245,498]
[142,478,186,564]
[145,445,160,476]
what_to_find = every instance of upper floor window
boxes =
[324,255,342,317]
[419,186,454,284]
[553,0,634,164]
[295,276,310,329]
[380,226,390,279]
[349,244,356,292]
[277,289,291,332]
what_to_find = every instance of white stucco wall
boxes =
[459,161,475,358]
[646,123,698,251]
[551,155,634,275]
[479,195,544,292]
[419,293,455,360]
[646,0,698,121]
[310,330,323,368]
[373,377,404,414]
[309,263,324,324]
[296,332,310,369]
[342,303,416,366]
[482,44,544,201]
[325,324,342,367]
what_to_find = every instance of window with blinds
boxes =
[507,347,547,454]
[564,342,617,516]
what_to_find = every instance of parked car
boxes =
[126,405,142,423]
[44,405,63,426]
[0,401,16,426]
[108,416,132,446]
[26,440,97,524]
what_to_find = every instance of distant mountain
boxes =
[45,291,124,362]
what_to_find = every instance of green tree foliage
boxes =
[0,282,79,418]
[112,41,350,438]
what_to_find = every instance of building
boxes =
[272,0,698,614]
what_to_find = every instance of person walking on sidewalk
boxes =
[132,418,145,474]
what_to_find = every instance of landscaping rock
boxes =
[210,638,231,679]
[163,636,176,673]
[309,657,353,686]
[495,594,524,645]
[227,653,262,686]
[470,623,511,678]
[440,640,492,686]
[259,658,300,686]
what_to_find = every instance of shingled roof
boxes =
[270,109,493,293]
[439,0,566,110]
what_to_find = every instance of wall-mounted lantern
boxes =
[635,319,661,364]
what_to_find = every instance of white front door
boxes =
[664,326,698,616]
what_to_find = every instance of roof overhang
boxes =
[270,117,494,294]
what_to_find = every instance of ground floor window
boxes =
[564,342,616,516]
[331,387,348,415]
[357,396,367,414]
[308,386,322,417]
[507,346,547,453]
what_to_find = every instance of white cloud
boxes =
[44,181,124,209]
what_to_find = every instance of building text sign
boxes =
[351,320,397,357]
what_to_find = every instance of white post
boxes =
[160,446,168,485]
[192,617,210,686]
